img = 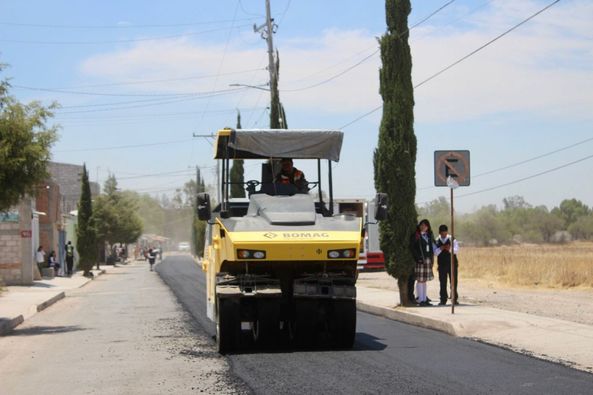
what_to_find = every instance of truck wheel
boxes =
[294,299,318,348]
[217,298,239,354]
[254,299,281,346]
[332,299,356,349]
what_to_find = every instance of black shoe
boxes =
[420,301,432,307]
[426,297,432,303]
[438,301,447,306]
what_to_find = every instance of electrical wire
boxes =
[198,1,240,124]
[281,0,457,94]
[0,17,258,29]
[53,139,194,153]
[456,152,593,199]
[0,24,253,45]
[27,67,266,90]
[340,0,561,129]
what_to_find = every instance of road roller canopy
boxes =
[214,129,344,162]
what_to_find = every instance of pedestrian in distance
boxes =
[35,245,46,274]
[435,224,459,306]
[65,241,75,276]
[47,250,59,276]
[409,219,436,306]
[148,248,156,271]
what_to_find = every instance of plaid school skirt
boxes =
[415,258,434,282]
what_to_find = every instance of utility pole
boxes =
[254,0,280,128]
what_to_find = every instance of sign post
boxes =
[434,151,470,314]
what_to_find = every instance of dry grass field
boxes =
[459,241,593,288]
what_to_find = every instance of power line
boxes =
[414,0,561,89]
[417,135,593,192]
[0,17,258,29]
[28,67,266,90]
[0,24,252,45]
[340,0,561,129]
[457,152,593,199]
[281,0,457,94]
[13,84,248,98]
[198,1,240,124]
[54,88,246,114]
[53,139,194,153]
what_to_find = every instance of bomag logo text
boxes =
[282,232,330,238]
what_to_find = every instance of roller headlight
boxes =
[237,249,266,259]
[328,249,357,259]
[328,250,341,259]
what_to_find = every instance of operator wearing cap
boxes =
[275,158,308,193]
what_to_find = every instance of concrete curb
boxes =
[0,315,24,335]
[357,301,457,336]
[36,292,65,312]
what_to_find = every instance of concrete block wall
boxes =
[0,221,23,285]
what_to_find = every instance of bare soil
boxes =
[357,271,593,326]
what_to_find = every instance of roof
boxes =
[214,129,344,161]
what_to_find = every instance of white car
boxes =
[177,242,190,252]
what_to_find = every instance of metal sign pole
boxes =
[450,186,455,315]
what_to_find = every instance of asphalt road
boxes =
[157,255,593,395]
[0,261,248,395]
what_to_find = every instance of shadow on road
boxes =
[7,325,86,336]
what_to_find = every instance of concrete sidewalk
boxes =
[0,266,111,335]
[357,285,593,374]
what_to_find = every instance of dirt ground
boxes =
[357,271,593,326]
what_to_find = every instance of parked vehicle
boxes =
[177,242,190,252]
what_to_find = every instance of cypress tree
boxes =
[270,50,287,129]
[77,164,96,277]
[374,0,418,306]
[230,111,246,198]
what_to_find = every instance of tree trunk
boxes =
[397,277,411,306]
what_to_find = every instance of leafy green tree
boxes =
[460,205,510,246]
[374,0,417,305]
[552,199,591,228]
[0,65,58,210]
[132,192,166,235]
[93,175,142,259]
[76,164,96,276]
[568,214,593,240]
[418,197,450,231]
[230,111,246,198]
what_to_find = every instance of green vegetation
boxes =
[230,111,245,198]
[93,175,143,259]
[374,0,417,306]
[418,196,593,245]
[0,64,58,211]
[76,164,97,276]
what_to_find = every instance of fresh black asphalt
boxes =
[157,255,593,394]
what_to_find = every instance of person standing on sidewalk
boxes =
[147,248,156,271]
[435,224,459,306]
[409,219,436,306]
[65,241,75,276]
[36,246,46,274]
[47,250,59,276]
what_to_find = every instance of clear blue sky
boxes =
[1,0,591,212]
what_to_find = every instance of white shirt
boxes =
[435,235,459,256]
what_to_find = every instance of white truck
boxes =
[333,199,385,271]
